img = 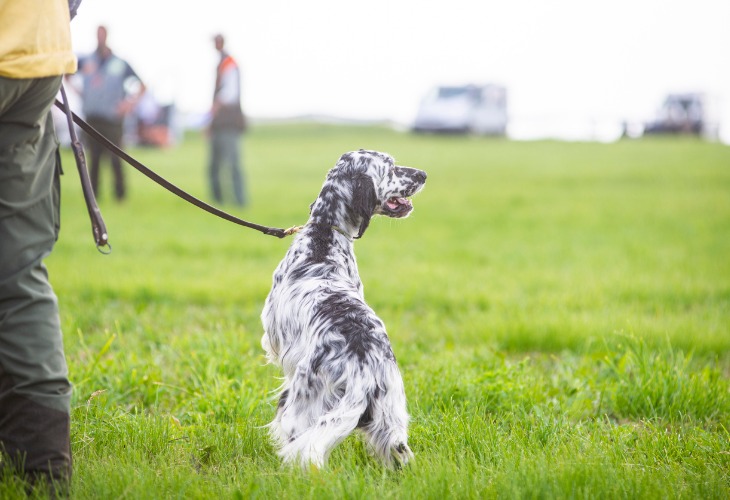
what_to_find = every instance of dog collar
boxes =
[307,222,353,241]
[330,224,354,240]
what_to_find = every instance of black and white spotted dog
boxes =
[261,150,427,468]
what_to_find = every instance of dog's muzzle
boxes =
[381,168,427,218]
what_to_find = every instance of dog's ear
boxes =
[352,174,377,239]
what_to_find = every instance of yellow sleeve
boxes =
[0,0,77,78]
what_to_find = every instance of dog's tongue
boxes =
[387,198,407,209]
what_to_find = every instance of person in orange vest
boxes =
[208,33,247,206]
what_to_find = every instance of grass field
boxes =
[2,125,729,498]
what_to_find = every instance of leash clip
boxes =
[96,232,112,254]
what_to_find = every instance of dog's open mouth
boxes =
[382,197,413,217]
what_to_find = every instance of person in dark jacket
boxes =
[76,25,145,201]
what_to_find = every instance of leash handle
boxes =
[57,85,111,253]
[54,99,294,239]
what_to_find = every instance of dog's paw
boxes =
[390,442,414,468]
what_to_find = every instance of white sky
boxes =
[69,0,730,141]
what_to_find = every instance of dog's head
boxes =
[310,150,427,239]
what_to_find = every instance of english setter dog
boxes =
[261,149,427,468]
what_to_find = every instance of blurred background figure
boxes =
[75,25,145,201]
[208,33,247,207]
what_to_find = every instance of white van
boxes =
[413,84,507,135]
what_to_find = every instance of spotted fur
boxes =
[261,150,427,468]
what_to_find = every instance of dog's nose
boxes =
[416,170,427,183]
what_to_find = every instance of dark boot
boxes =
[0,389,72,496]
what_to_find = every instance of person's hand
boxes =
[117,99,136,116]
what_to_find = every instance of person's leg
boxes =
[85,117,104,199]
[111,154,125,201]
[88,118,126,202]
[0,76,73,491]
[226,131,246,207]
[106,121,125,201]
[208,131,223,203]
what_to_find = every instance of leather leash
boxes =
[54,86,302,251]
[57,85,111,253]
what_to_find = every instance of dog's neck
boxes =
[309,183,369,240]
[306,221,354,241]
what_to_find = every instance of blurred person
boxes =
[0,0,80,493]
[75,25,145,201]
[208,33,247,206]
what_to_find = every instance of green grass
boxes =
[3,125,729,498]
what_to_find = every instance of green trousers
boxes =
[0,75,72,485]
